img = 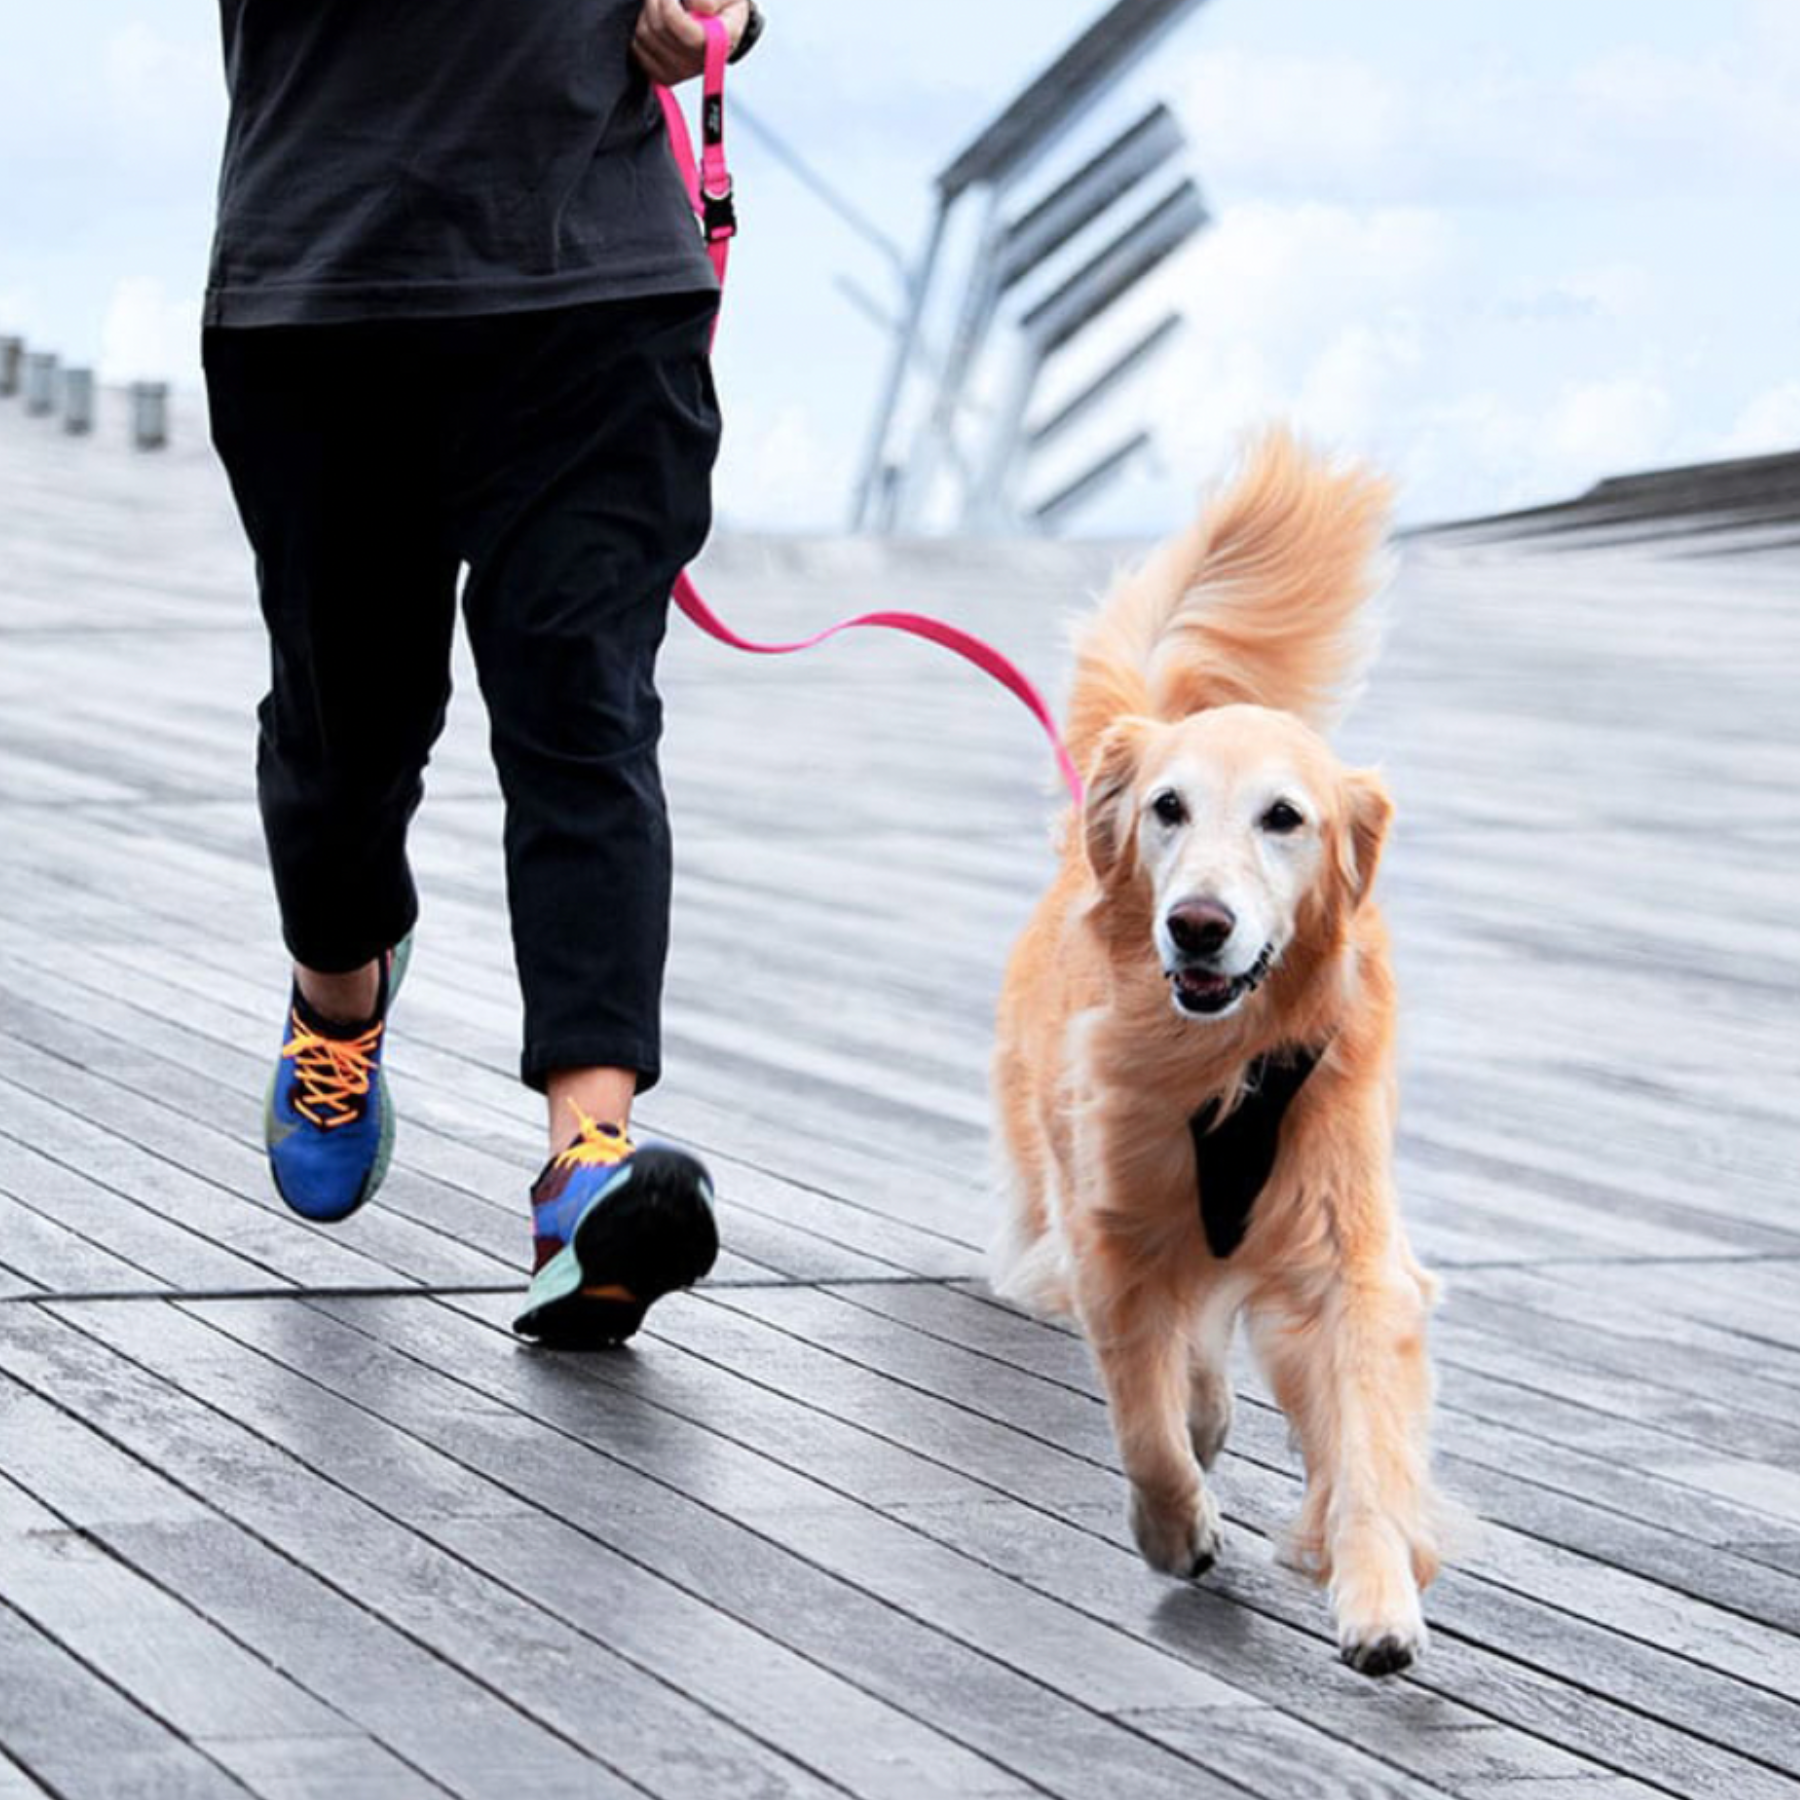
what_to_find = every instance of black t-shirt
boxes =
[205,0,717,327]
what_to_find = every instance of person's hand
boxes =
[632,0,750,85]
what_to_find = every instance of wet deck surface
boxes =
[3,393,1798,1799]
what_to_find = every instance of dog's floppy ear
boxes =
[1083,719,1152,885]
[1336,768,1394,908]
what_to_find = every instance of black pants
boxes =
[205,292,721,1093]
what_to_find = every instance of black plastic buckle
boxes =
[702,182,738,242]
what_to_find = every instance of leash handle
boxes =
[656,20,733,287]
[655,19,1085,806]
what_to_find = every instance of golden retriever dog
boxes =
[992,430,1443,1676]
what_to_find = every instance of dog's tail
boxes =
[1066,428,1394,767]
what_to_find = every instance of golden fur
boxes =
[992,429,1444,1676]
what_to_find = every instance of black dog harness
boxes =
[1189,1046,1324,1258]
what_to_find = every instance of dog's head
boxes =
[1083,705,1392,1022]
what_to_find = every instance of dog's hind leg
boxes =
[1248,1269,1441,1677]
[987,1042,1074,1315]
[987,1188,1071,1316]
[1186,1279,1244,1470]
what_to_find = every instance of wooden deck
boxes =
[2,391,1798,1800]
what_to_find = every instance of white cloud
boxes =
[1132,202,1458,492]
[1558,264,1653,321]
[0,285,34,337]
[1295,319,1425,442]
[1180,50,1401,195]
[1176,204,1453,346]
[1542,374,1674,468]
[99,275,199,385]
[1174,25,1800,204]
[1054,195,1704,524]
[1750,0,1800,66]
[102,21,221,163]
[714,399,843,532]
[1716,381,1800,457]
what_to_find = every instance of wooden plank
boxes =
[0,929,978,1286]
[677,1283,1800,1793]
[0,1185,156,1294]
[874,1276,1800,1649]
[0,1378,632,1800]
[84,1296,1353,1800]
[856,1279,1800,1630]
[1529,1257,1800,1355]
[1429,1315,1800,1478]
[0,1075,376,1294]
[0,1015,509,1293]
[1442,1275,1800,1428]
[0,1755,52,1800]
[0,1311,963,1800]
[9,384,1800,1798]
[193,1737,447,1800]
[110,1295,1273,1800]
[0,1266,42,1303]
[1121,1707,1660,1800]
[1450,1264,1800,1394]
[305,1291,1657,1798]
[0,1472,354,1750]
[0,1597,255,1800]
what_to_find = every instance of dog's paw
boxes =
[1131,1482,1223,1579]
[1337,1618,1428,1679]
[1333,1543,1428,1677]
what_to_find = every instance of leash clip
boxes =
[702,181,738,243]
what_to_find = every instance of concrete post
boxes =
[131,381,169,450]
[63,368,95,435]
[24,352,58,416]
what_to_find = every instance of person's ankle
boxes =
[545,1069,637,1155]
[295,958,382,1028]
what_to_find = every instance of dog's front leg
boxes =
[1250,1264,1440,1675]
[1074,1233,1221,1578]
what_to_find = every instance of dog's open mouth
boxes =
[1169,943,1276,1017]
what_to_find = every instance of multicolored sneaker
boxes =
[513,1112,719,1348]
[264,935,411,1224]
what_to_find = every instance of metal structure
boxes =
[853,0,1211,535]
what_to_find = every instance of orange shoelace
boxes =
[281,1017,384,1129]
[552,1104,636,1172]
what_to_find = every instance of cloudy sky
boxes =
[5,0,1798,530]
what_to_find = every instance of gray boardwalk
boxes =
[2,392,1798,1800]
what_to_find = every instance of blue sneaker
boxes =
[513,1112,719,1347]
[264,935,411,1223]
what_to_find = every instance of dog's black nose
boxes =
[1167,899,1236,956]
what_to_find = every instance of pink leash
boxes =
[655,20,1085,805]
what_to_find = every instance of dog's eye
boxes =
[1151,790,1187,828]
[1260,800,1305,834]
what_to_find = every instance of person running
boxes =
[203,0,764,1346]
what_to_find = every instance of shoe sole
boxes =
[513,1147,719,1348]
[264,932,413,1223]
